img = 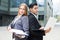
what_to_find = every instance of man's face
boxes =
[30,5,38,14]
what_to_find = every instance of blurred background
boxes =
[0,0,53,26]
[0,0,60,40]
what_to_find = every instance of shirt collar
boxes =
[31,12,38,20]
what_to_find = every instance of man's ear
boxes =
[30,8,32,11]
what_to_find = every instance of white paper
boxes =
[44,17,57,30]
[9,29,28,36]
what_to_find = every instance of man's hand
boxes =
[45,27,51,33]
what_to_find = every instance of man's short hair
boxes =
[29,3,37,9]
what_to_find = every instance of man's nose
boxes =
[37,9,38,12]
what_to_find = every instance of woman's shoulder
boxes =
[22,15,28,18]
[21,16,28,20]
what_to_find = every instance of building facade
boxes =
[36,0,53,26]
[0,0,9,26]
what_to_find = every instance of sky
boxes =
[52,0,60,15]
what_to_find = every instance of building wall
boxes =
[0,0,9,14]
[0,0,9,26]
[36,0,53,26]
[45,0,53,24]
[2,15,15,26]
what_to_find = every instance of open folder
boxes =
[9,29,28,36]
[44,17,57,30]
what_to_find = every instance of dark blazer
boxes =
[28,13,45,40]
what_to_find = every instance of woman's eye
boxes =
[19,8,25,10]
[19,8,22,9]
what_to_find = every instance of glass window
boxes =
[36,0,44,7]
[0,16,2,26]
[38,11,44,15]
[38,15,44,20]
[0,16,2,20]
[10,0,28,8]
[29,0,33,4]
[29,0,36,5]
[0,0,1,5]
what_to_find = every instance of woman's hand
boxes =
[7,26,11,31]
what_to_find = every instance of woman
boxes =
[7,3,29,40]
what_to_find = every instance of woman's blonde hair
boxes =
[18,3,28,16]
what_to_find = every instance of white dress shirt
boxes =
[31,13,38,20]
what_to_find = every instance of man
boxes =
[28,3,51,40]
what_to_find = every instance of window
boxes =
[29,0,36,5]
[0,16,2,20]
[0,0,1,5]
[10,0,28,8]
[39,4,44,7]
[38,15,44,20]
[36,0,44,7]
[0,16,2,26]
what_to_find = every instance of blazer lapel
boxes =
[29,13,39,23]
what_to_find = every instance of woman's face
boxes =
[18,5,26,15]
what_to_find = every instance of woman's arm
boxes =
[21,16,29,35]
[7,17,16,31]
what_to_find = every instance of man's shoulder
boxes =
[28,13,34,17]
